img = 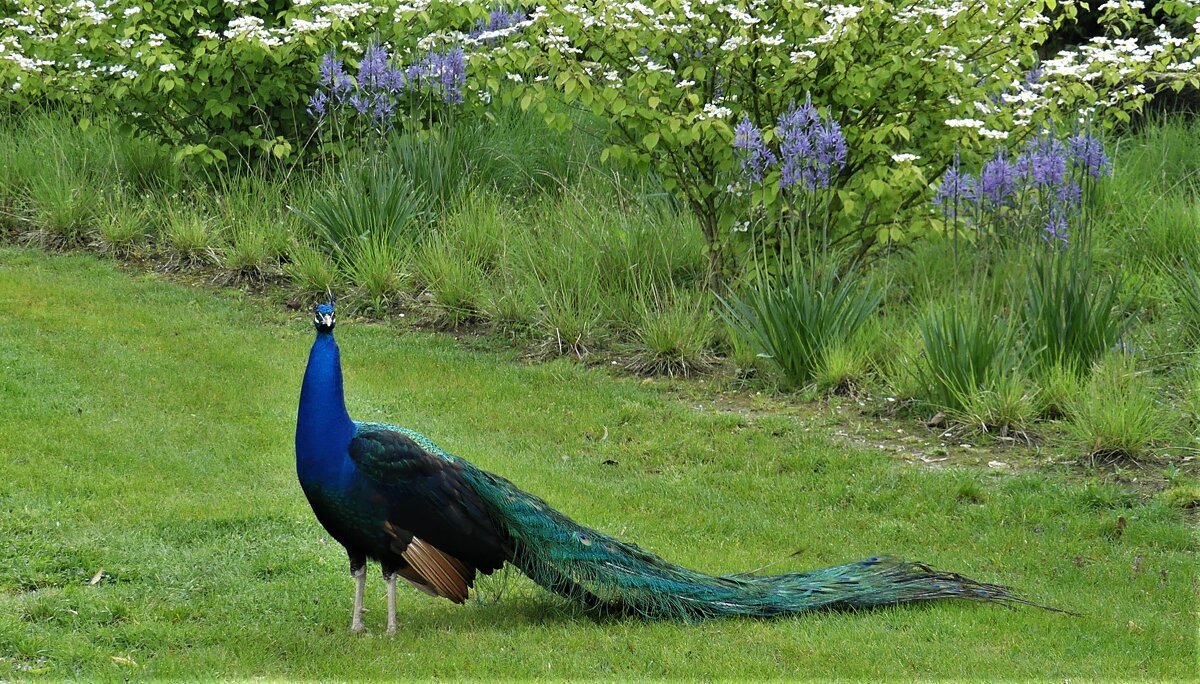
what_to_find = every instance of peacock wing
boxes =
[348,426,510,600]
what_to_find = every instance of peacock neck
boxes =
[296,330,356,483]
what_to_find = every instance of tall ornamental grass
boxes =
[1021,250,1135,376]
[918,303,1020,414]
[721,258,882,389]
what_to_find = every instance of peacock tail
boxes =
[380,424,1043,621]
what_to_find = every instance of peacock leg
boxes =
[350,564,367,634]
[385,572,398,635]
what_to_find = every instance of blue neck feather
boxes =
[296,330,356,486]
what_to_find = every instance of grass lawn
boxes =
[0,246,1195,680]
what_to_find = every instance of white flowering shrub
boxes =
[475,0,1200,272]
[0,0,487,162]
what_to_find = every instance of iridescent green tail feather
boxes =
[463,466,1055,620]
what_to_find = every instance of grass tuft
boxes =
[286,240,338,300]
[160,200,220,267]
[343,234,408,316]
[628,287,714,377]
[95,194,148,257]
[1022,249,1134,377]
[721,258,882,390]
[26,166,99,246]
[1066,354,1171,464]
[415,234,484,326]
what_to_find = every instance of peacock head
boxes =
[313,301,335,332]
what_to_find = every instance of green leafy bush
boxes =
[2,1,486,161]
[481,0,1200,268]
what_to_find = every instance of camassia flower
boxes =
[307,41,466,130]
[733,116,777,182]
[932,129,1112,248]
[732,94,847,192]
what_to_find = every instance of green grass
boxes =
[0,247,1195,679]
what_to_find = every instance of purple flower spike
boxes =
[776,94,844,191]
[358,41,391,90]
[319,52,343,88]
[1068,133,1111,179]
[1045,207,1069,247]
[978,149,1017,208]
[308,89,328,118]
[348,92,371,116]
[1017,133,1068,189]
[934,154,977,218]
[733,116,777,183]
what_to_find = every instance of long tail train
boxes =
[463,466,1068,620]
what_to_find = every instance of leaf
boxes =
[643,132,660,150]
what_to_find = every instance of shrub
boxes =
[481,0,1200,268]
[1066,355,1170,464]
[3,2,488,162]
[721,257,882,389]
[1021,249,1135,376]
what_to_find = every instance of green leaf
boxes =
[643,132,660,150]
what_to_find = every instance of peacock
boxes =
[296,300,1053,633]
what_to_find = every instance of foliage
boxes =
[481,0,1200,267]
[160,199,219,265]
[293,161,431,264]
[1066,354,1170,463]
[95,194,148,256]
[917,303,1020,414]
[1167,257,1200,343]
[0,0,489,162]
[415,233,484,326]
[286,239,338,301]
[721,257,881,389]
[343,232,408,314]
[933,130,1112,250]
[628,286,713,377]
[1020,249,1135,376]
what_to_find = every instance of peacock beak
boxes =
[316,313,334,329]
